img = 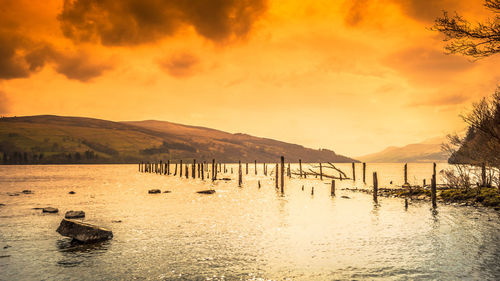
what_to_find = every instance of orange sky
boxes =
[0,0,499,156]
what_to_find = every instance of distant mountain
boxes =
[358,136,448,163]
[0,115,357,164]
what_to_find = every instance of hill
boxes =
[0,115,357,164]
[358,136,448,163]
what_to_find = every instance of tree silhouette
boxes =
[432,0,499,59]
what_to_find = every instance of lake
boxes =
[1,163,499,280]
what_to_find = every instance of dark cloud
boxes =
[158,52,200,78]
[59,0,268,46]
[383,46,474,84]
[344,0,464,26]
[53,51,113,82]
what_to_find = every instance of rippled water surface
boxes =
[1,164,499,280]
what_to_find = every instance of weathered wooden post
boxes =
[258,180,261,188]
[246,163,248,175]
[431,175,437,208]
[231,167,233,174]
[174,163,177,176]
[423,179,426,187]
[238,160,242,187]
[167,160,170,175]
[264,163,267,176]
[362,162,366,183]
[404,163,408,184]
[373,172,378,202]
[319,163,323,180]
[211,159,215,180]
[287,163,291,178]
[352,162,355,181]
[224,163,226,173]
[254,160,257,175]
[481,162,486,187]
[299,159,303,178]
[201,162,204,179]
[185,164,189,179]
[197,162,200,178]
[405,199,408,209]
[192,159,196,179]
[160,160,163,174]
[280,156,285,193]
[311,186,314,195]
[331,180,335,196]
[275,164,279,189]
[180,160,183,177]
[138,162,141,172]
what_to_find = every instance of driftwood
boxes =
[291,162,350,180]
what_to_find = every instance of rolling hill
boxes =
[0,115,357,164]
[358,136,448,163]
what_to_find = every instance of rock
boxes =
[148,189,161,194]
[163,190,171,193]
[42,207,59,213]
[0,255,10,258]
[68,191,76,194]
[56,219,113,243]
[0,203,5,206]
[197,189,216,194]
[65,210,85,219]
[111,220,122,223]
[340,195,351,199]
[22,190,34,194]
[221,178,231,181]
[7,193,19,196]
[32,207,43,210]
[3,245,11,249]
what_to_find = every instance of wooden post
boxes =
[331,180,335,196]
[431,174,437,208]
[280,156,285,193]
[352,162,355,181]
[275,164,279,189]
[246,163,248,175]
[192,159,196,179]
[404,163,408,184]
[319,163,323,180]
[255,160,257,175]
[138,162,141,172]
[160,160,163,174]
[174,163,177,176]
[264,163,267,176]
[185,164,189,179]
[201,162,204,180]
[224,163,226,173]
[423,179,426,187]
[373,172,378,202]
[405,199,408,209]
[481,162,486,187]
[180,160,183,177]
[212,159,215,180]
[362,162,366,183]
[258,180,261,188]
[311,186,314,195]
[231,167,233,174]
[238,160,242,187]
[299,159,303,178]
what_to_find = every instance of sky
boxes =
[0,0,499,157]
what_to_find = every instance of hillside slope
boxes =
[0,115,357,164]
[358,137,448,163]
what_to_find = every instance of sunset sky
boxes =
[0,0,499,156]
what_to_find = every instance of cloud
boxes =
[58,0,269,46]
[0,90,9,115]
[158,52,200,78]
[408,92,470,107]
[383,46,474,84]
[52,51,113,82]
[344,0,465,26]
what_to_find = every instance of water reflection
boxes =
[56,238,110,267]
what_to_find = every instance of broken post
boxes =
[363,162,366,183]
[319,163,323,180]
[192,159,196,179]
[275,164,279,189]
[246,163,248,175]
[180,160,183,177]
[431,175,437,208]
[331,180,335,196]
[299,159,303,178]
[352,162,355,181]
[238,160,242,187]
[280,156,285,193]
[404,163,408,184]
[373,172,378,202]
[255,160,257,175]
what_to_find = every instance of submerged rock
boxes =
[148,189,161,194]
[68,191,76,194]
[56,219,113,243]
[197,189,216,194]
[65,210,85,219]
[42,207,59,213]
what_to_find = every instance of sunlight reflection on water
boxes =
[0,164,499,280]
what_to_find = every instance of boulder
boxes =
[196,189,216,194]
[68,191,76,194]
[65,210,85,219]
[42,207,59,213]
[148,189,161,194]
[56,219,113,243]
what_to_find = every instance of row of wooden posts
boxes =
[138,159,438,208]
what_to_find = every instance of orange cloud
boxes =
[158,52,200,78]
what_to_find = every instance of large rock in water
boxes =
[65,210,85,219]
[42,207,59,213]
[56,219,113,243]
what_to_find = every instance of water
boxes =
[0,164,499,280]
